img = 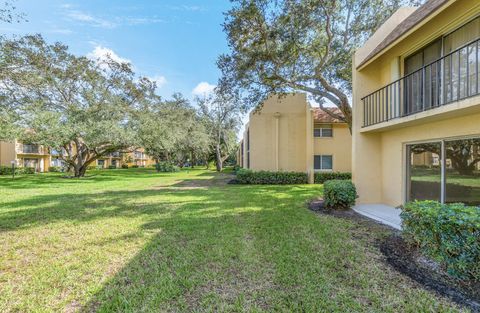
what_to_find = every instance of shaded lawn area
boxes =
[0,169,465,312]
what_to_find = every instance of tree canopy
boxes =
[196,86,243,172]
[219,0,424,131]
[0,35,154,177]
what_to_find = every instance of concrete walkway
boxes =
[353,204,402,230]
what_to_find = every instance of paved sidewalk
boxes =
[353,204,402,230]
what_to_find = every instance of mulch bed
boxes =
[308,199,480,313]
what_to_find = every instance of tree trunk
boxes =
[215,144,223,172]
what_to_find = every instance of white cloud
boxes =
[87,46,131,65]
[125,17,165,25]
[49,28,74,35]
[149,75,167,89]
[168,5,205,12]
[192,82,216,96]
[67,10,117,29]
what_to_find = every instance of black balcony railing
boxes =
[362,38,480,127]
[22,144,39,154]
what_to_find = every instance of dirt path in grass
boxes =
[153,172,234,190]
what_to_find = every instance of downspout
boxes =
[273,112,281,171]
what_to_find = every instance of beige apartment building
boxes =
[0,140,155,172]
[238,94,352,183]
[353,0,480,207]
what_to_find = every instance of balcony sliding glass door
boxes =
[407,142,442,202]
[362,16,480,127]
[407,137,480,206]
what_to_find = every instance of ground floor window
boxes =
[407,136,480,206]
[111,159,117,168]
[314,155,333,171]
[23,158,38,170]
[51,158,65,167]
[97,159,105,168]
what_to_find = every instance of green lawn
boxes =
[0,168,464,312]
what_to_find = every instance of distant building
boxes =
[237,93,352,183]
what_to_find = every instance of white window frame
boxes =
[314,124,333,138]
[314,155,333,171]
[404,134,480,205]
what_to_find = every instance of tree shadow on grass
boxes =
[0,168,183,190]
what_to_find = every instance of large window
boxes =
[407,143,442,202]
[51,158,65,167]
[403,16,480,113]
[314,155,333,171]
[314,125,333,138]
[445,138,480,205]
[407,137,480,206]
[23,144,39,154]
[23,158,38,170]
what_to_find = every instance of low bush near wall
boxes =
[107,165,117,169]
[22,167,36,174]
[314,172,352,184]
[0,166,13,175]
[121,164,128,169]
[401,201,480,280]
[236,169,308,184]
[155,162,180,173]
[323,180,357,209]
[48,166,63,172]
[131,165,139,168]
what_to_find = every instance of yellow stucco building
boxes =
[352,0,480,207]
[238,94,352,183]
[0,140,155,172]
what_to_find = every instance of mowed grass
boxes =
[0,168,465,312]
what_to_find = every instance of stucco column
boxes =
[273,112,281,171]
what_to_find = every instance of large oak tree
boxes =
[0,35,153,177]
[219,0,424,132]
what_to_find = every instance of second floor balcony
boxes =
[362,37,480,128]
[20,144,40,154]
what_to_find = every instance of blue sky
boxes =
[2,0,232,99]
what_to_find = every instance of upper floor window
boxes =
[23,144,39,154]
[314,125,333,138]
[404,16,480,74]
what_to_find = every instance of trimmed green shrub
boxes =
[314,172,351,184]
[22,167,36,174]
[236,169,308,184]
[108,165,117,169]
[155,161,180,173]
[401,201,480,280]
[48,166,63,172]
[131,165,139,168]
[323,180,357,209]
[0,166,15,175]
[121,164,128,169]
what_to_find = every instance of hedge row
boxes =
[235,168,352,185]
[314,172,351,184]
[236,169,308,184]
[0,166,35,175]
[401,201,480,280]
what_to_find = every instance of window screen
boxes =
[314,125,333,137]
[314,155,333,170]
